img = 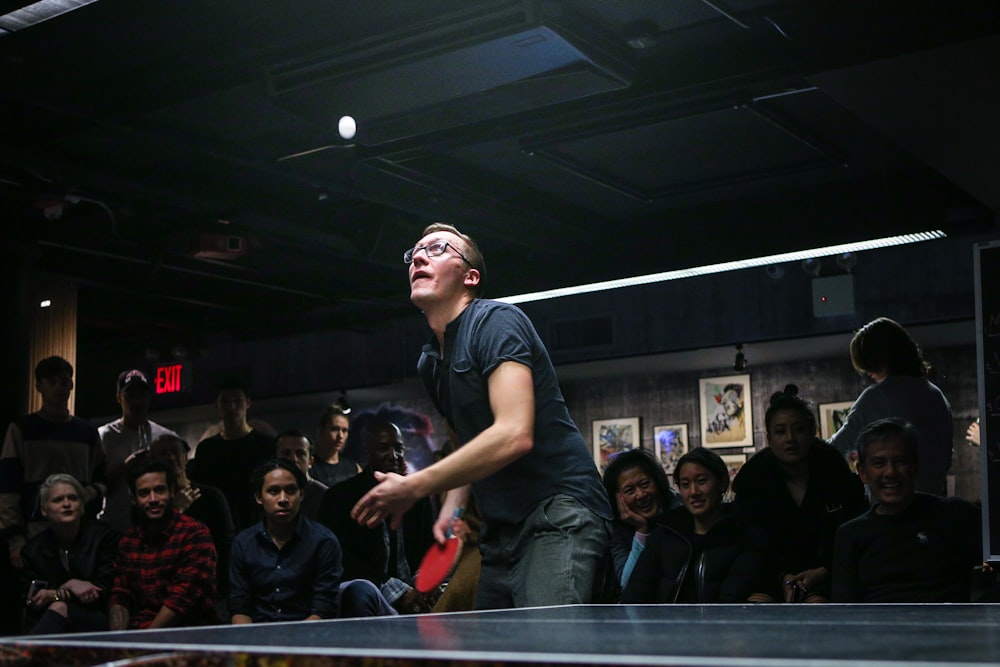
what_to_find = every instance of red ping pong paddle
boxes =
[413,508,464,594]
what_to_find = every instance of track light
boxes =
[335,391,352,415]
[733,344,748,372]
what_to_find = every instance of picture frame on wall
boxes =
[720,452,748,501]
[653,424,688,475]
[592,417,640,473]
[699,374,753,448]
[819,401,855,439]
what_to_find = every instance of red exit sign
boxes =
[155,363,190,394]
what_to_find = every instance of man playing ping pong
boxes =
[352,223,612,609]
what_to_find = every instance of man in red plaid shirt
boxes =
[109,459,217,630]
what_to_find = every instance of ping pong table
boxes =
[2,604,999,667]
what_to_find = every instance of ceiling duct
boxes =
[266,0,634,145]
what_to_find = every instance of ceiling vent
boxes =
[266,1,633,144]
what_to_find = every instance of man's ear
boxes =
[255,491,263,506]
[463,268,481,290]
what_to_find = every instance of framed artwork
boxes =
[653,424,688,475]
[720,453,748,501]
[699,374,753,448]
[819,401,855,439]
[592,417,640,473]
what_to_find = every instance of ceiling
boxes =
[2,0,999,359]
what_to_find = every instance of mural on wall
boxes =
[653,424,688,475]
[592,417,640,473]
[699,374,753,448]
[819,401,854,440]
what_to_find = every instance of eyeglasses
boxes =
[403,241,472,266]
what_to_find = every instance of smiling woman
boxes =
[19,474,120,634]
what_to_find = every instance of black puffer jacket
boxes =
[621,504,768,604]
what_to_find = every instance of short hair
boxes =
[673,447,730,496]
[215,377,250,397]
[276,429,313,455]
[850,317,930,378]
[151,433,190,454]
[319,404,350,428]
[252,458,307,494]
[126,458,177,495]
[765,384,817,433]
[35,356,73,381]
[38,473,85,506]
[856,418,920,466]
[419,222,487,297]
[602,449,673,521]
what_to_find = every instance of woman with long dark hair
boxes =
[828,317,953,495]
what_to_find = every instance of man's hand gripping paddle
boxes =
[413,508,464,594]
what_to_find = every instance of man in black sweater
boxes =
[832,418,981,602]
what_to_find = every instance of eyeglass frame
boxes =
[403,241,473,267]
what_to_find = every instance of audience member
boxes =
[319,420,436,614]
[828,317,953,495]
[147,435,234,602]
[832,418,982,603]
[229,459,393,623]
[622,448,768,603]
[275,430,328,520]
[602,448,682,590]
[109,459,217,630]
[21,474,119,634]
[2,356,107,569]
[732,386,867,602]
[310,405,361,488]
[188,380,275,531]
[352,223,612,610]
[98,369,179,532]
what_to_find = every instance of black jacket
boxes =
[731,440,866,597]
[621,505,767,604]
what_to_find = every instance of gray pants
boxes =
[475,494,610,609]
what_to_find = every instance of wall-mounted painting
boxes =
[720,452,748,501]
[592,417,640,473]
[699,374,753,448]
[653,424,688,475]
[819,401,855,440]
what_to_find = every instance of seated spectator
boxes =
[146,435,234,601]
[622,447,768,604]
[318,420,436,613]
[229,459,393,623]
[309,405,361,488]
[832,418,982,603]
[732,386,867,602]
[275,430,328,520]
[109,459,218,630]
[602,449,681,590]
[21,474,119,634]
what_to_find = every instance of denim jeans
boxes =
[475,494,611,609]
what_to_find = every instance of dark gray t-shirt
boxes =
[418,299,611,532]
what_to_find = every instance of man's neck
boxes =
[37,404,70,421]
[122,415,147,430]
[266,519,296,549]
[424,294,474,351]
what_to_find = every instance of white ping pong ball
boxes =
[338,115,357,140]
